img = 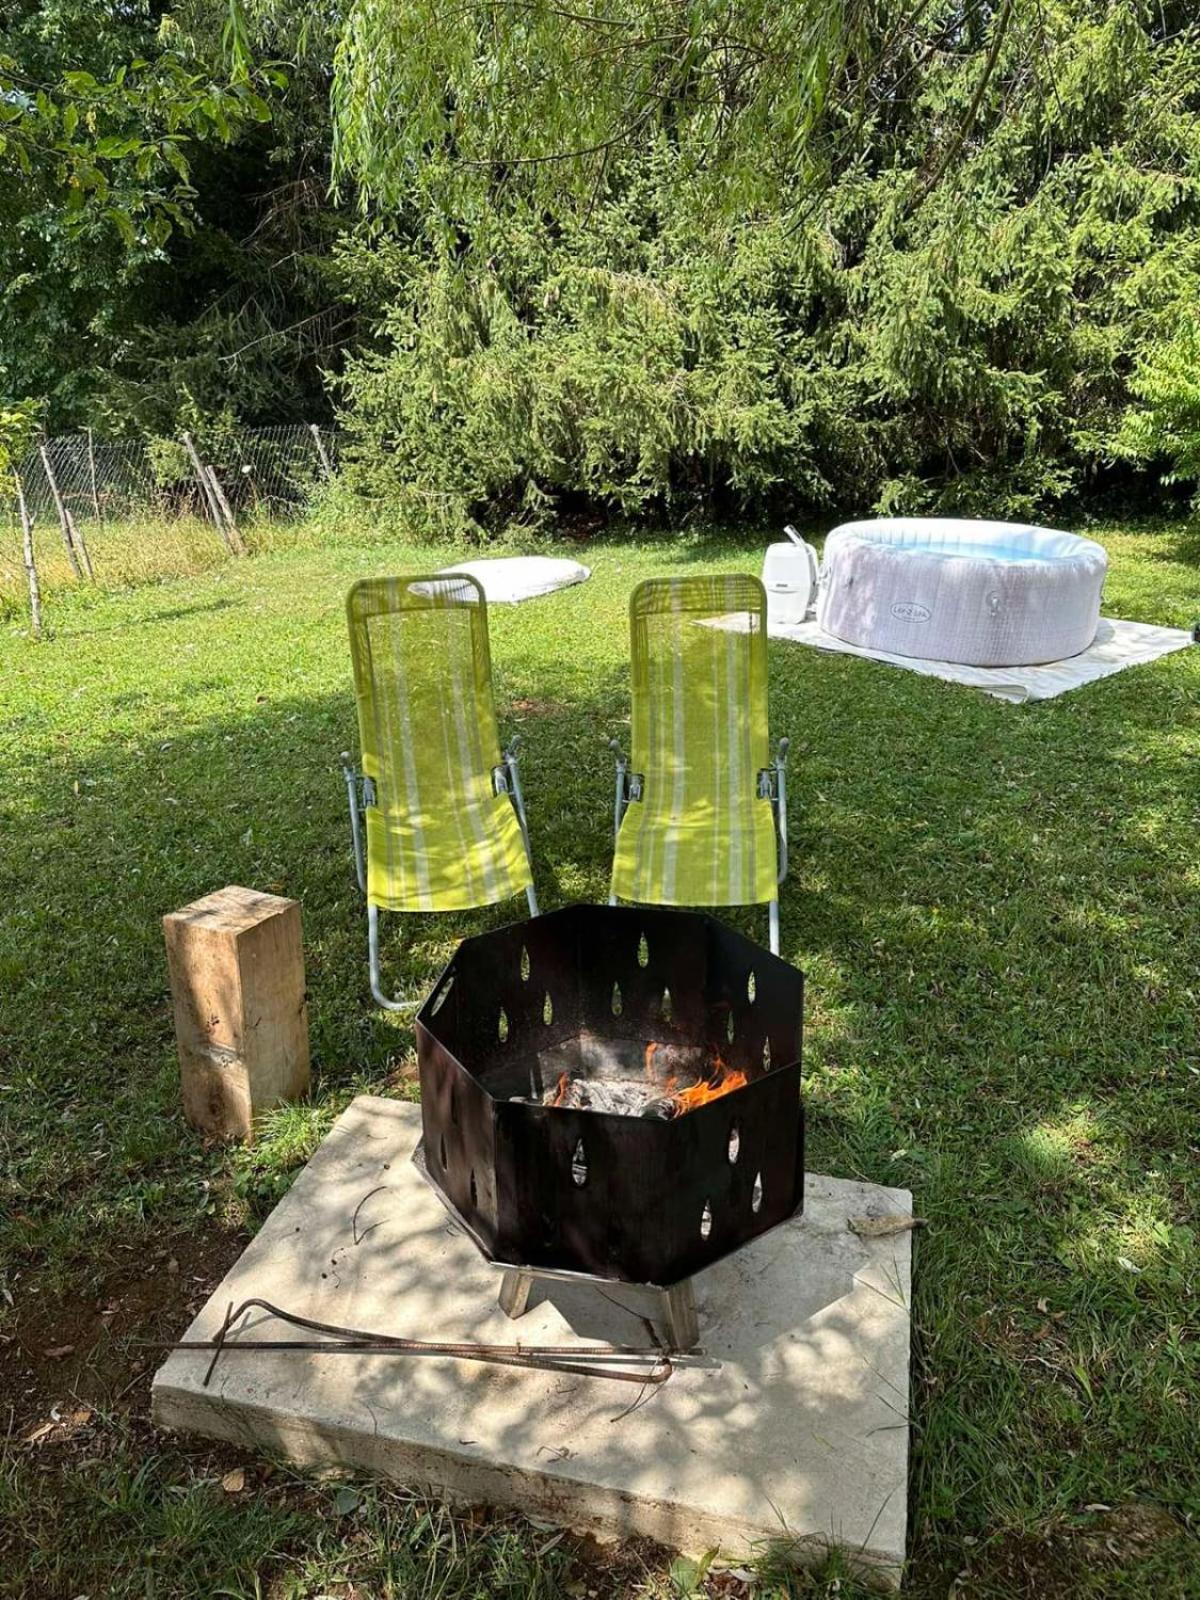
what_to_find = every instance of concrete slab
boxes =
[154,1097,913,1587]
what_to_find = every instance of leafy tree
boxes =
[0,1,342,435]
[327,0,1200,531]
[329,0,887,227]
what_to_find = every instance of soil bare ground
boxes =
[1,1226,245,1443]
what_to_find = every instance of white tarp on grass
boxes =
[434,556,591,603]
[768,616,1195,702]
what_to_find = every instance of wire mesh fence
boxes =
[2,424,339,629]
[13,423,337,526]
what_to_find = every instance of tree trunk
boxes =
[15,472,42,638]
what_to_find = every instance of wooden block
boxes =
[164,886,310,1141]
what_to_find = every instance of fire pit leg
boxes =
[661,1282,699,1352]
[497,1269,535,1320]
[496,1266,697,1351]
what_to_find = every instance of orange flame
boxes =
[665,1063,748,1116]
[546,1046,748,1117]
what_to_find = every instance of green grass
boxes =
[1,511,1199,1598]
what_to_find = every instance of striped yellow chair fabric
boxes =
[610,574,789,949]
[343,574,536,1006]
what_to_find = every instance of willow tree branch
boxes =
[905,0,1014,212]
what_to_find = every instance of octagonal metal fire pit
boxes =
[414,904,804,1290]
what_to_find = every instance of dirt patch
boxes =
[0,1225,246,1442]
[949,1503,1190,1597]
[508,696,566,719]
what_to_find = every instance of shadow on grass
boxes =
[58,596,242,639]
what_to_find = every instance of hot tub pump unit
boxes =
[762,526,821,628]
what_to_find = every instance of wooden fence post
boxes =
[39,441,83,580]
[205,461,246,556]
[182,432,236,553]
[66,471,94,581]
[87,427,101,520]
[309,422,333,478]
[15,472,42,638]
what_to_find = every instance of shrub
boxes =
[1117,321,1200,506]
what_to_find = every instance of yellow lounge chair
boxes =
[609,574,790,952]
[342,574,538,1008]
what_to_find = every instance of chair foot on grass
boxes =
[368,904,420,1013]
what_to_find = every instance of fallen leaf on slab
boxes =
[848,1214,927,1238]
[221,1468,245,1494]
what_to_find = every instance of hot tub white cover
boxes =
[817,518,1108,667]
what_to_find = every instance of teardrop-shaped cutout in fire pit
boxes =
[543,991,554,1025]
[747,969,757,1003]
[498,1006,509,1043]
[611,981,623,1016]
[430,974,453,1015]
[520,945,531,982]
[726,1010,736,1044]
[763,1036,772,1069]
[637,931,649,968]
[469,1168,478,1207]
[661,986,673,1023]
[571,1138,588,1187]
[727,1124,741,1164]
[439,1134,447,1169]
[700,1200,713,1240]
[751,1171,764,1213]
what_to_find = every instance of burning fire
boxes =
[660,1059,748,1116]
[544,1047,748,1118]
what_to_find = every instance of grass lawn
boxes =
[1,512,1198,1598]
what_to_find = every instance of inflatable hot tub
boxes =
[817,518,1108,667]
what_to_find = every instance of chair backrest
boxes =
[346,574,502,819]
[628,574,770,803]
